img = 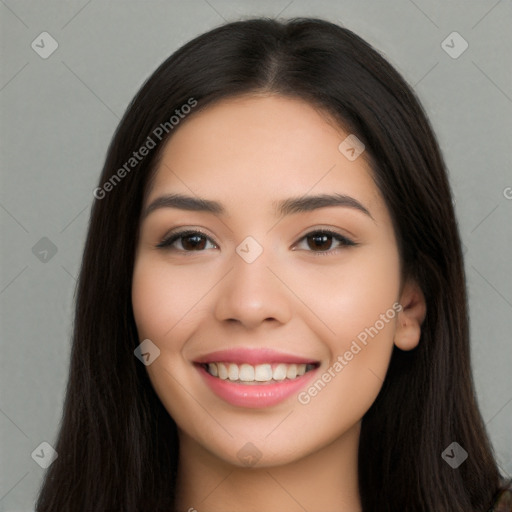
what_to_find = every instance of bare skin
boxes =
[131,94,426,512]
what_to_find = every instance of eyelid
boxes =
[294,224,358,242]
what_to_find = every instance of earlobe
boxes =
[394,279,427,351]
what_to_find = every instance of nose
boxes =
[213,243,292,330]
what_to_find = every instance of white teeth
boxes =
[273,363,287,381]
[239,364,254,382]
[286,364,297,379]
[205,361,314,382]
[228,364,239,381]
[217,363,228,380]
[254,364,273,381]
[209,363,218,377]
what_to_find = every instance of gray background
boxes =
[1,0,511,509]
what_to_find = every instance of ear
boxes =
[394,279,427,351]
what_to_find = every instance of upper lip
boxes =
[193,348,319,365]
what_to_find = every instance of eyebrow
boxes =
[142,192,374,220]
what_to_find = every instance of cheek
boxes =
[131,256,213,430]
[290,243,400,415]
[131,256,213,342]
[287,242,400,350]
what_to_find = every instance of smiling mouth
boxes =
[200,362,318,385]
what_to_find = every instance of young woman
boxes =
[35,17,511,512]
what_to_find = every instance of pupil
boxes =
[308,234,331,251]
[183,235,206,250]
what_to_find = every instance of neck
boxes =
[174,422,362,512]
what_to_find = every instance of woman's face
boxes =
[132,94,403,467]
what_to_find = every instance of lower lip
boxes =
[196,364,319,408]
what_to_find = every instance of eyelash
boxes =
[156,228,357,256]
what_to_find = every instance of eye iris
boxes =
[182,234,207,250]
[307,233,332,251]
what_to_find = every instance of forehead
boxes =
[145,94,381,213]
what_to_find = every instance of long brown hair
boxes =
[35,17,504,511]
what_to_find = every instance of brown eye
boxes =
[181,234,208,250]
[295,230,356,254]
[156,230,217,251]
[306,233,334,251]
